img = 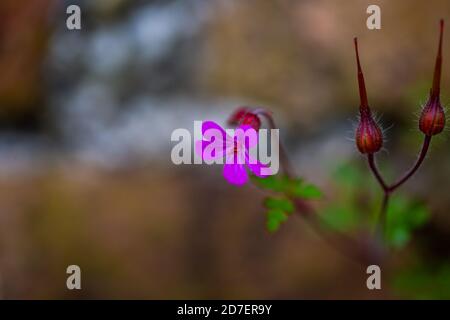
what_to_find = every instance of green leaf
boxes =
[264,197,294,214]
[267,209,287,222]
[251,175,291,192]
[252,174,322,200]
[266,219,280,233]
[266,209,288,233]
[291,183,322,199]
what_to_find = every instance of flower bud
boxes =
[228,107,261,131]
[356,113,383,154]
[419,20,446,136]
[419,97,445,136]
[354,38,383,154]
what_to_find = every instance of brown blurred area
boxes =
[0,0,450,299]
[0,0,54,129]
[203,0,450,127]
[0,165,389,299]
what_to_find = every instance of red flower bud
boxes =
[356,114,383,154]
[228,107,261,131]
[419,97,445,136]
[419,20,446,136]
[354,38,383,154]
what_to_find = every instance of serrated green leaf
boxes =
[266,209,288,233]
[264,197,294,214]
[251,175,322,200]
[291,183,322,199]
[251,175,291,192]
[267,209,288,222]
[266,218,280,233]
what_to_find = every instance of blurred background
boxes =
[1,0,450,299]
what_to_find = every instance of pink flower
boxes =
[195,121,270,186]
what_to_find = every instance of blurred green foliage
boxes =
[385,197,429,249]
[320,161,430,249]
[393,263,450,299]
[253,162,430,242]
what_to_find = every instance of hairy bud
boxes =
[356,113,383,154]
[419,97,445,136]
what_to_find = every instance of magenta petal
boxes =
[195,139,225,161]
[246,154,271,177]
[202,121,228,155]
[223,163,248,186]
[235,125,258,150]
[194,121,228,161]
[202,121,226,137]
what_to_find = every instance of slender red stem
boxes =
[367,154,389,192]
[388,135,431,192]
[367,154,390,239]
[376,193,390,238]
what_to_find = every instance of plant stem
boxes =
[367,135,432,239]
[367,153,389,191]
[367,153,391,239]
[377,192,390,238]
[388,135,431,192]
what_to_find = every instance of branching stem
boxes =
[367,135,432,239]
[254,110,432,263]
